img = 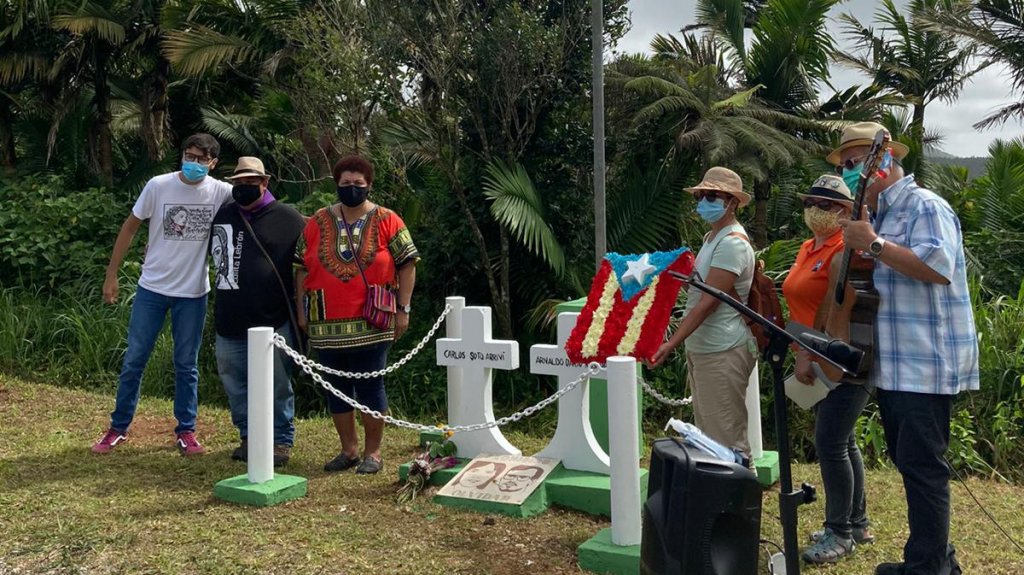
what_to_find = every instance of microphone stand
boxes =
[668,271,857,575]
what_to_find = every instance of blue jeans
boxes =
[110,286,207,434]
[878,389,959,575]
[814,383,871,539]
[215,324,296,446]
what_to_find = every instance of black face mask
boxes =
[336,184,369,207]
[232,184,262,206]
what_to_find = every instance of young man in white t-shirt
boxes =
[92,134,233,456]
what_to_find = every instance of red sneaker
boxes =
[92,428,128,454]
[175,431,205,456]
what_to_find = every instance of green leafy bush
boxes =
[0,176,131,289]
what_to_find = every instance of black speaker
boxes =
[640,437,762,575]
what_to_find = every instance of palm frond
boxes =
[482,160,565,278]
[162,26,255,77]
[200,107,261,154]
[52,2,125,45]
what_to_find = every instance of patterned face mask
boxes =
[803,205,842,235]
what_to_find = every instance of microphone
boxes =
[798,332,866,376]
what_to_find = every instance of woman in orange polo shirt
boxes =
[782,175,875,564]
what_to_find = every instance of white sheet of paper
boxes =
[784,374,830,410]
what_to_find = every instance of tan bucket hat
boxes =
[225,156,272,180]
[797,174,854,207]
[683,166,751,208]
[826,122,909,166]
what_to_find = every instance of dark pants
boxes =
[316,343,391,414]
[814,383,871,539]
[877,389,959,575]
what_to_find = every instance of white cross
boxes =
[530,312,610,474]
[436,306,521,458]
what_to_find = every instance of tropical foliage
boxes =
[1,0,1022,477]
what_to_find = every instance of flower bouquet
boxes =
[396,430,459,504]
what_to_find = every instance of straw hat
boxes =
[683,166,751,208]
[797,174,855,207]
[826,122,909,166]
[225,156,272,180]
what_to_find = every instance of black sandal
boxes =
[323,452,360,472]
[355,457,382,475]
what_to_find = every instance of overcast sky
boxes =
[617,0,1023,157]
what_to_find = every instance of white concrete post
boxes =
[746,363,763,460]
[445,296,465,423]
[607,356,642,546]
[247,327,274,484]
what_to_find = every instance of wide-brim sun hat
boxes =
[683,166,752,208]
[225,156,273,180]
[826,121,910,166]
[797,174,855,208]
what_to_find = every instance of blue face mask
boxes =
[842,164,863,192]
[842,150,892,191]
[181,161,210,182]
[696,198,727,223]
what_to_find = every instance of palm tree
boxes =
[837,0,977,145]
[687,0,841,246]
[920,0,1024,129]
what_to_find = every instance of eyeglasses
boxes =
[802,198,843,211]
[834,154,868,175]
[693,190,726,202]
[182,153,214,164]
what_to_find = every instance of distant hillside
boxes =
[926,155,988,179]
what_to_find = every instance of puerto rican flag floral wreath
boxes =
[565,248,695,365]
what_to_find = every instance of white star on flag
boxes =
[622,253,656,285]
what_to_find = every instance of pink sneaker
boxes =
[175,431,205,456]
[92,428,128,454]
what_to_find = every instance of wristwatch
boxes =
[399,303,411,314]
[868,237,887,257]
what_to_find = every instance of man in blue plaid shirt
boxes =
[831,122,979,575]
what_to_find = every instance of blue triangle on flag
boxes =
[606,247,689,302]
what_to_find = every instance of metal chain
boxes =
[288,348,601,434]
[640,377,693,407]
[273,304,451,379]
[272,303,602,434]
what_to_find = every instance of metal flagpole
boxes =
[592,0,606,268]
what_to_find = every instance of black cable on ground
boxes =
[947,456,1024,556]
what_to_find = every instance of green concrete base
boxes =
[754,450,780,487]
[578,527,640,575]
[213,474,307,507]
[546,466,648,517]
[419,429,444,448]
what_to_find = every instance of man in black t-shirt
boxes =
[212,157,305,466]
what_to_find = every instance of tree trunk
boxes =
[0,97,16,173]
[497,226,513,339]
[444,166,511,339]
[909,103,926,175]
[750,178,771,248]
[93,43,114,185]
[140,55,170,161]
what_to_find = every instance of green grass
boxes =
[2,374,1023,574]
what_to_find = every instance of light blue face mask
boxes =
[842,164,863,192]
[842,150,892,191]
[696,198,727,223]
[181,161,210,182]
